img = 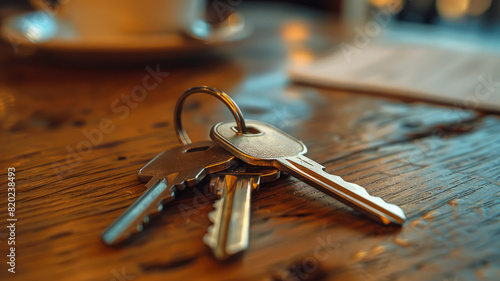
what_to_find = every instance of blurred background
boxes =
[1,0,499,62]
[1,0,499,60]
[1,0,500,132]
[2,0,499,28]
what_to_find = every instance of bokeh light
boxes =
[281,21,310,43]
[289,47,314,64]
[467,0,491,16]
[436,0,470,20]
[369,0,405,14]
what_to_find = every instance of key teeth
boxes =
[102,179,179,246]
[208,210,217,223]
[363,194,406,224]
[207,198,221,225]
[315,167,407,223]
[204,226,215,246]
[212,198,222,209]
[125,202,166,239]
[124,218,147,239]
[203,234,211,247]
[286,157,407,225]
[205,198,222,250]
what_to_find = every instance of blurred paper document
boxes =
[290,43,500,112]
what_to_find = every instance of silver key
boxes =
[210,120,406,225]
[204,165,281,260]
[102,141,237,245]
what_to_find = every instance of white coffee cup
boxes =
[29,0,206,38]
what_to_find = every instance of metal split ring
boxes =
[174,86,247,145]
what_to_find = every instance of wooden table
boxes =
[1,4,499,281]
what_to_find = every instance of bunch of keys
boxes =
[101,86,406,261]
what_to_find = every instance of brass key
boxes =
[204,164,281,260]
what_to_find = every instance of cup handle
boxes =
[185,10,245,42]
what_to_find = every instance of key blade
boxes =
[204,175,252,260]
[101,174,178,245]
[279,156,406,225]
[227,177,252,255]
[204,198,223,246]
[204,175,233,260]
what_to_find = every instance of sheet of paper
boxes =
[290,43,500,112]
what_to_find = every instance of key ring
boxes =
[174,86,247,145]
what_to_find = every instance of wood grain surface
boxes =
[1,4,499,281]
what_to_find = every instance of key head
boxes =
[209,164,281,195]
[210,120,307,166]
[220,164,281,183]
[138,141,236,186]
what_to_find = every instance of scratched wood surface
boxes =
[1,4,500,281]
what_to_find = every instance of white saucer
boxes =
[1,11,250,60]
